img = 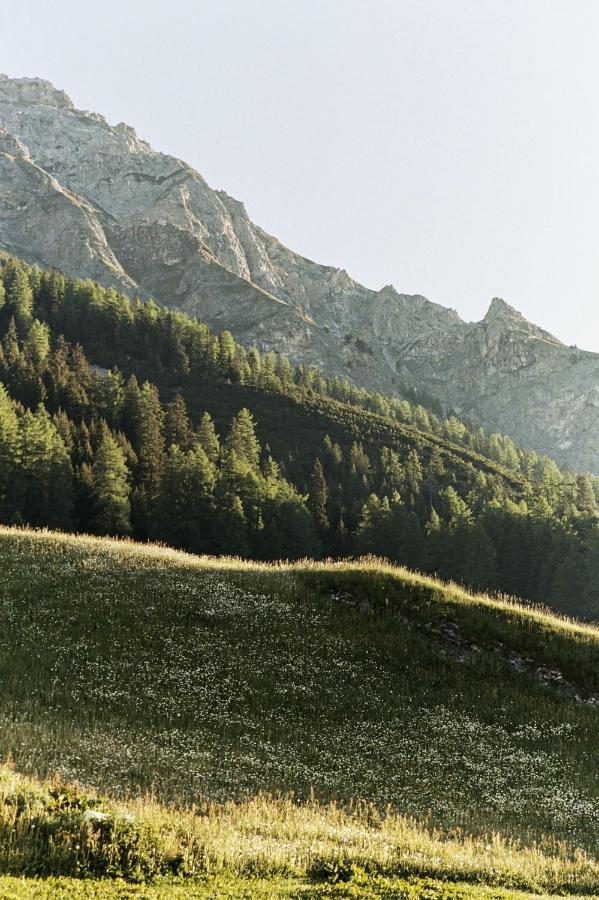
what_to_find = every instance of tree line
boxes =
[0,254,598,620]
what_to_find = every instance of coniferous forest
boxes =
[0,253,598,620]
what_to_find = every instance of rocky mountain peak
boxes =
[483,296,524,323]
[0,73,598,471]
[482,297,562,346]
[0,74,74,110]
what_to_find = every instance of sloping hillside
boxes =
[0,528,597,896]
[2,254,599,620]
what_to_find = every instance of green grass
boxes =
[0,873,583,898]
[0,526,597,896]
[0,777,596,899]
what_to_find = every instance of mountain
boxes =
[0,74,599,471]
[3,252,599,621]
[0,526,597,897]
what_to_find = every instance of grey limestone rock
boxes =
[0,74,598,471]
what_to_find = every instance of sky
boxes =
[1,0,598,349]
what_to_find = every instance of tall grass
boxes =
[0,762,597,895]
[0,526,597,894]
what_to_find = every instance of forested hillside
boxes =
[0,254,598,619]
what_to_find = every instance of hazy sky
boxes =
[1,1,598,348]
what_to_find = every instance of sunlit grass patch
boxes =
[0,526,597,894]
[0,764,597,895]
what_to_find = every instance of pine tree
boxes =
[121,375,143,443]
[122,378,165,496]
[576,474,598,519]
[330,513,349,557]
[379,447,405,494]
[91,432,131,536]
[113,431,137,471]
[226,408,261,471]
[165,394,195,451]
[19,406,73,529]
[24,320,50,367]
[426,446,446,480]
[198,411,220,463]
[52,410,75,454]
[440,485,472,528]
[74,462,95,532]
[37,269,65,322]
[75,421,94,466]
[247,348,261,383]
[309,458,329,533]
[254,461,320,560]
[1,319,20,368]
[323,435,343,468]
[426,507,442,536]
[216,494,249,556]
[153,445,215,551]
[5,266,33,333]
[404,449,423,507]
[355,494,396,557]
[0,383,22,522]
[93,369,125,426]
[138,382,165,489]
[218,331,237,374]
[349,442,371,478]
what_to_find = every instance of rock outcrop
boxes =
[1,74,598,470]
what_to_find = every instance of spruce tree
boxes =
[576,474,598,519]
[74,462,95,532]
[165,394,195,451]
[153,445,215,552]
[19,406,73,529]
[256,461,319,560]
[91,432,131,536]
[404,449,423,508]
[137,382,166,490]
[355,495,395,557]
[217,494,249,556]
[198,411,220,463]
[93,369,125,426]
[24,320,50,367]
[226,408,261,471]
[1,319,20,368]
[37,269,65,322]
[5,266,34,333]
[0,383,22,522]
[52,410,75,454]
[440,485,472,528]
[309,458,329,533]
[121,375,143,444]
[122,379,165,515]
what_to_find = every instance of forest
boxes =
[0,253,598,620]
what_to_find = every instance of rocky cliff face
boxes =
[1,74,598,470]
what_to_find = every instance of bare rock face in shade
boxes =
[1,73,599,470]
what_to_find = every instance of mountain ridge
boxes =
[1,74,599,469]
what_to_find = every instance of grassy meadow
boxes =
[0,526,597,897]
